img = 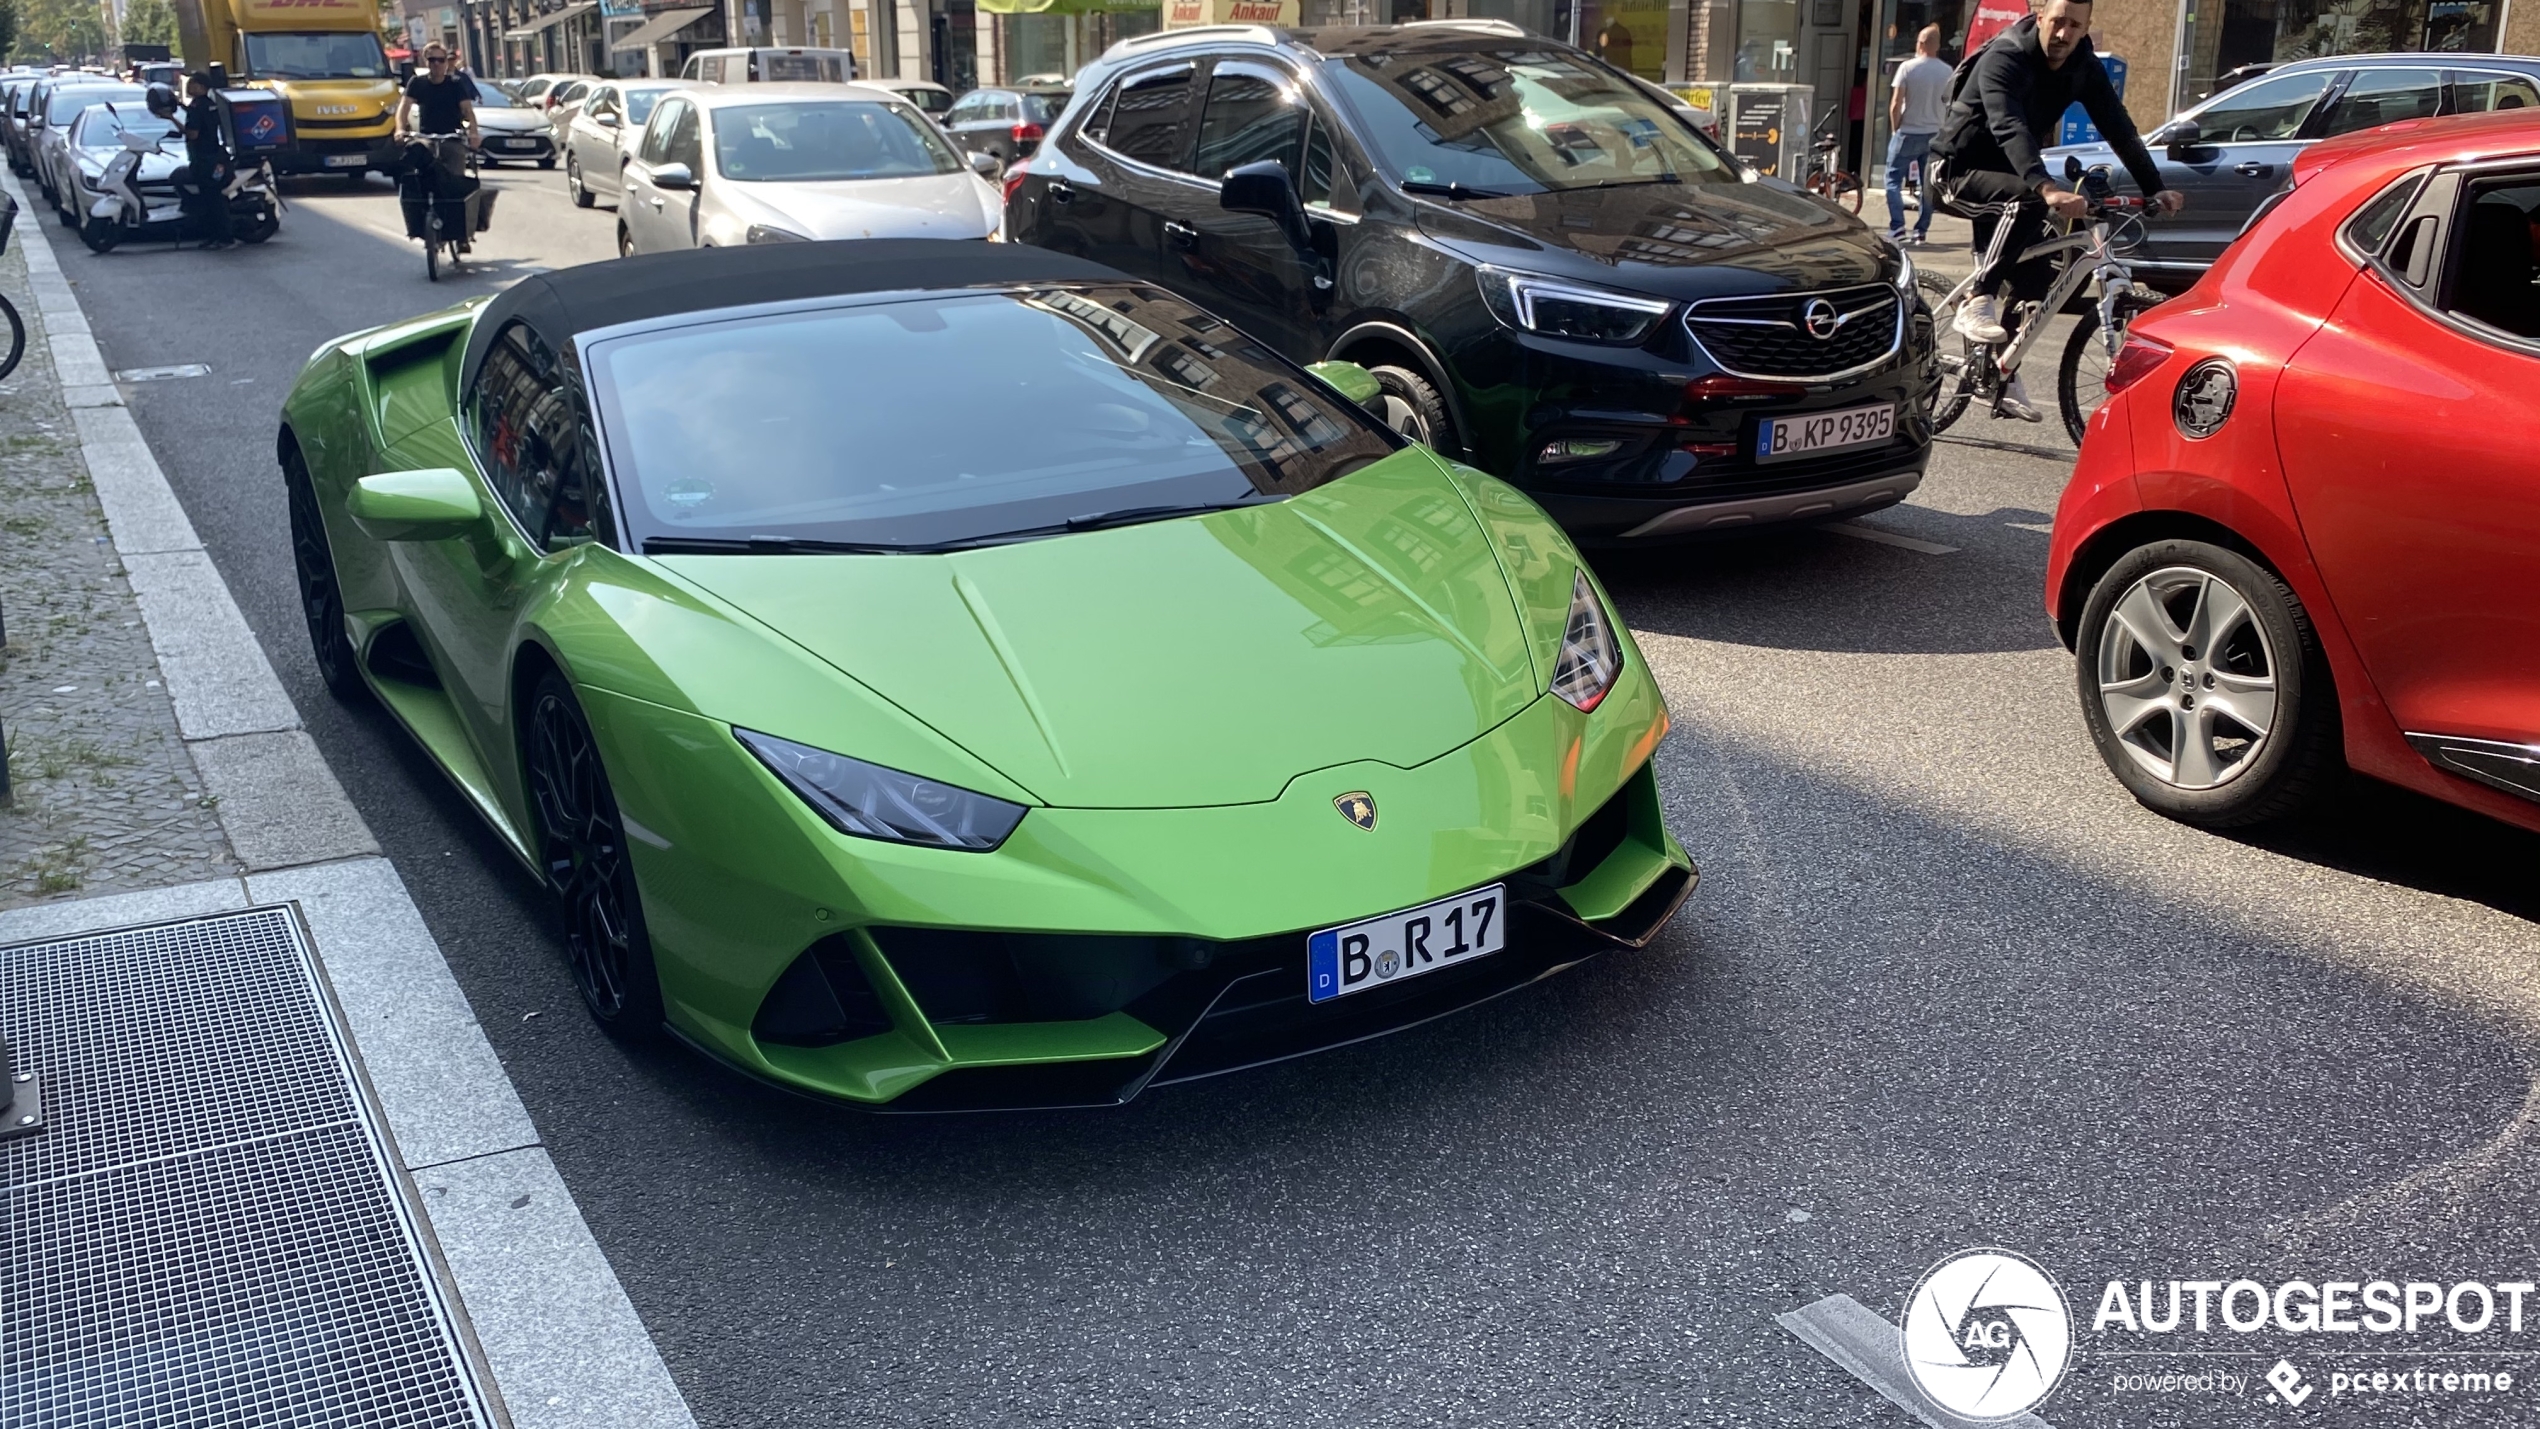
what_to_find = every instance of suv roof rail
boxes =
[1398,17,1529,35]
[1104,25,1285,59]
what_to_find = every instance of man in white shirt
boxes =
[1884,25,1950,245]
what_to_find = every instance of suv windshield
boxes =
[243,31,390,79]
[1325,45,1733,194]
[712,100,963,181]
[588,285,1399,552]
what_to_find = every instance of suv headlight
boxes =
[735,729,1027,852]
[1549,569,1624,712]
[1892,245,1915,296]
[746,223,811,244]
[1476,266,1673,345]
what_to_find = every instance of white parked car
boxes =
[562,79,678,208]
[471,83,557,167]
[616,83,1001,256]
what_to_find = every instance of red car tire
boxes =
[2075,539,2342,828]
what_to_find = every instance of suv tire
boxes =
[1368,364,1457,456]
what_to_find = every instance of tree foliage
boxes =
[123,0,176,48]
[10,0,108,61]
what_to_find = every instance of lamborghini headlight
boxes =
[1549,569,1624,713]
[1476,265,1673,345]
[735,729,1027,852]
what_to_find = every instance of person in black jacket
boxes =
[178,73,236,251]
[1928,0,2182,417]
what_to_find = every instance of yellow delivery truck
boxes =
[173,0,403,177]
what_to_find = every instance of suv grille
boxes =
[1686,284,1901,380]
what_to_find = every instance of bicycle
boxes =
[401,133,483,282]
[1,191,23,384]
[1803,111,1863,214]
[1915,157,2166,447]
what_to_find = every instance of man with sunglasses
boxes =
[396,45,480,158]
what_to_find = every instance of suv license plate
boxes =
[1308,885,1505,1004]
[1757,402,1895,462]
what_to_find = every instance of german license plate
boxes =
[1307,885,1505,1004]
[1756,402,1895,462]
[503,138,536,149]
[322,153,364,167]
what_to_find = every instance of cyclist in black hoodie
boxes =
[1928,0,2182,418]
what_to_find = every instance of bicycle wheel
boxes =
[0,294,23,384]
[1834,171,1863,214]
[2058,290,2166,446]
[1918,270,1976,435]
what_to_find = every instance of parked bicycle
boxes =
[1803,110,1863,214]
[1,193,24,383]
[1916,156,2165,446]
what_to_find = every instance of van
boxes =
[677,48,856,85]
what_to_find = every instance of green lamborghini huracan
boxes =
[280,240,1695,1109]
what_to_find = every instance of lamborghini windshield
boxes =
[588,285,1400,552]
[1324,45,1735,195]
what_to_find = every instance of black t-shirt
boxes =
[183,95,226,166]
[404,72,480,135]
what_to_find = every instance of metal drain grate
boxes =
[2,907,502,1429]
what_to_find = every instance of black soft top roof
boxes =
[461,239,1127,388]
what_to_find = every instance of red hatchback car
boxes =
[2048,109,2540,835]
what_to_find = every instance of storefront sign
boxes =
[1726,86,1804,177]
[1163,0,1296,27]
[1962,0,2030,54]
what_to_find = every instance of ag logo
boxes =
[1902,1248,2072,1421]
[1333,791,1376,831]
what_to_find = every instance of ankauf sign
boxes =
[1164,0,1296,27]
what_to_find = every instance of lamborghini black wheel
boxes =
[283,443,367,701]
[526,671,664,1037]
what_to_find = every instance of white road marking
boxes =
[1825,520,1960,555]
[1777,1293,2057,1428]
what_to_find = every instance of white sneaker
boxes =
[1954,294,2010,344]
[1995,371,2044,422]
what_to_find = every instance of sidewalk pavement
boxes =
[0,169,696,1429]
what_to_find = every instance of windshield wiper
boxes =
[949,498,1277,550]
[1561,173,1682,191]
[641,534,933,556]
[1400,179,1511,200]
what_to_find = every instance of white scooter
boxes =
[82,128,281,254]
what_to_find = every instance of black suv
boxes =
[1007,22,1934,542]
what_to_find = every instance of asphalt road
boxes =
[58,168,2540,1428]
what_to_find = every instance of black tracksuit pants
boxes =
[1935,163,2053,314]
